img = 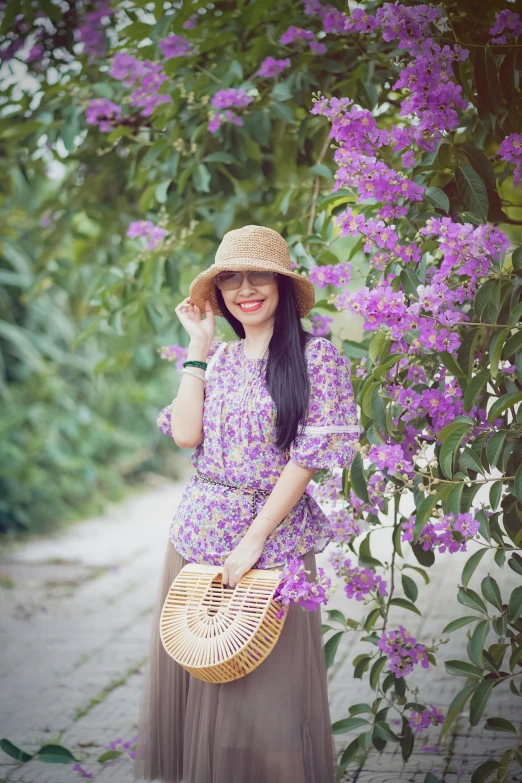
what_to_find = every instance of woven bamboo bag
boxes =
[160,563,287,682]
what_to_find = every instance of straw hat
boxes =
[188,225,315,318]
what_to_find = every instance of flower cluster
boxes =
[76,1,112,59]
[328,552,387,601]
[401,512,480,554]
[303,0,346,34]
[408,706,445,733]
[309,261,352,288]
[327,507,368,543]
[105,735,138,759]
[257,56,291,78]
[86,98,121,133]
[489,9,522,44]
[368,443,414,478]
[344,5,469,150]
[308,472,343,502]
[280,25,326,54]
[311,98,425,203]
[159,34,193,59]
[126,220,168,249]
[378,626,430,677]
[273,558,332,619]
[499,133,522,187]
[310,314,333,337]
[208,88,254,133]
[159,343,188,371]
[109,52,171,117]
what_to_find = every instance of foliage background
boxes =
[1,0,522,779]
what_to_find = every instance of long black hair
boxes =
[215,274,311,451]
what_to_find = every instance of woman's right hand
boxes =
[175,297,215,346]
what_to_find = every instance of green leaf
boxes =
[441,683,476,739]
[192,163,211,193]
[458,587,488,614]
[442,616,480,634]
[474,45,501,116]
[471,759,500,783]
[455,165,488,221]
[324,631,343,670]
[373,722,400,743]
[401,574,418,603]
[332,716,369,734]
[368,331,388,362]
[353,654,371,679]
[425,186,449,213]
[444,660,483,678]
[348,703,373,716]
[469,679,495,727]
[469,620,489,667]
[484,717,517,734]
[338,736,360,768]
[326,609,347,626]
[462,548,488,588]
[400,268,421,298]
[369,656,387,690]
[97,750,124,762]
[403,564,430,584]
[461,145,496,190]
[490,328,510,378]
[488,391,522,423]
[0,739,33,762]
[514,464,522,503]
[508,554,522,577]
[308,163,333,179]
[508,585,522,623]
[481,575,502,611]
[459,447,484,474]
[499,49,517,107]
[489,480,503,511]
[463,370,490,412]
[486,432,506,469]
[389,597,422,616]
[350,453,369,503]
[38,744,78,764]
[440,423,471,477]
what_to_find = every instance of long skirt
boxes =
[133,538,336,783]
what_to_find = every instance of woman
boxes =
[134,225,360,783]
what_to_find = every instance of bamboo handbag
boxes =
[160,563,287,682]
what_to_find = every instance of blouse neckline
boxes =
[240,339,269,363]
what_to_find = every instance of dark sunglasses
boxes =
[214,270,277,291]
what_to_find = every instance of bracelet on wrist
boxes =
[181,368,206,384]
[183,359,208,371]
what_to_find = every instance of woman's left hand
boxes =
[222,533,266,588]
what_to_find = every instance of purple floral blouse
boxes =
[156,337,360,568]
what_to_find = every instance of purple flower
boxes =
[401,512,479,554]
[183,14,198,29]
[108,54,172,118]
[303,0,346,34]
[273,558,332,618]
[159,34,193,59]
[76,1,112,59]
[309,40,327,54]
[489,10,522,44]
[499,133,522,187]
[257,56,291,78]
[159,343,188,371]
[73,763,93,779]
[126,220,168,249]
[328,553,387,601]
[309,262,352,288]
[86,98,121,133]
[310,314,333,336]
[409,705,445,733]
[327,508,368,542]
[378,626,430,678]
[280,26,315,45]
[211,88,254,110]
[368,443,414,478]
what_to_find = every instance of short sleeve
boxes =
[156,340,224,438]
[289,337,360,470]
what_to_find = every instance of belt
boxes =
[196,470,273,521]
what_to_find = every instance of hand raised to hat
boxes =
[175,297,215,346]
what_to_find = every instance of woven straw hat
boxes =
[189,225,315,318]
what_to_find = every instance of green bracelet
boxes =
[183,359,208,371]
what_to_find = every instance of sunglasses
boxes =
[214,270,277,291]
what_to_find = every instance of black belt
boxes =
[196,470,273,521]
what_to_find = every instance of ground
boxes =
[0,465,520,783]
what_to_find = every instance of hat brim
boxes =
[188,259,316,319]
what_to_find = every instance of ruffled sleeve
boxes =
[289,337,360,470]
[156,340,224,438]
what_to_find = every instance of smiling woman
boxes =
[134,225,360,783]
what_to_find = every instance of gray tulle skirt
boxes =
[133,538,336,783]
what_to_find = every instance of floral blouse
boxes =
[156,337,360,569]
